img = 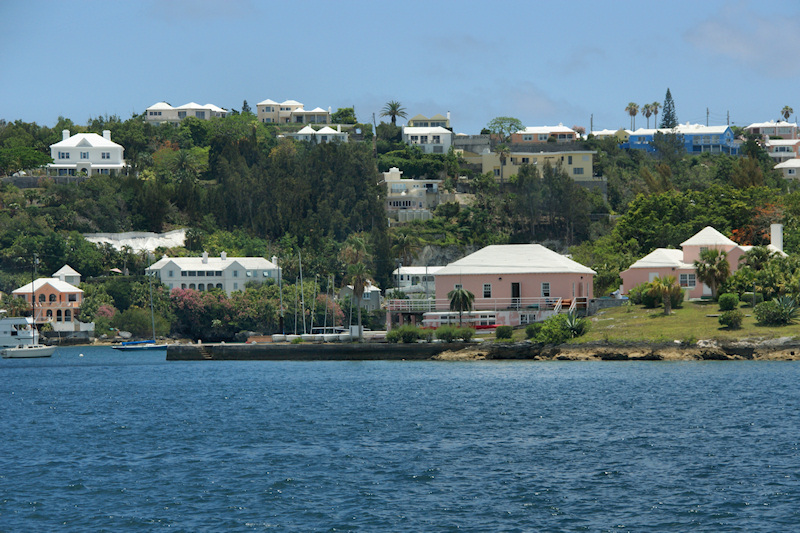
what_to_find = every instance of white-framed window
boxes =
[196,111,206,119]
[101,152,110,159]
[420,136,428,144]
[538,134,548,141]
[233,282,238,290]
[233,270,239,277]
[789,169,797,175]
[168,270,174,278]
[700,247,708,253]
[568,155,573,165]
[80,151,89,159]
[483,284,492,298]
[432,135,441,144]
[363,291,371,299]
[246,271,253,277]
[541,282,550,297]
[679,273,696,288]
[58,151,70,159]
[522,135,533,141]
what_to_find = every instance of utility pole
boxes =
[590,114,593,133]
[707,108,709,127]
[727,111,730,126]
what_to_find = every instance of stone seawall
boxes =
[167,342,473,361]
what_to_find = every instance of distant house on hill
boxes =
[47,130,125,177]
[256,99,331,125]
[12,265,91,333]
[407,113,451,129]
[623,123,740,155]
[744,120,798,140]
[146,252,280,296]
[510,124,577,144]
[620,225,785,299]
[402,126,453,154]
[145,102,228,124]
[286,125,348,143]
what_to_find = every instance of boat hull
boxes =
[2,345,56,358]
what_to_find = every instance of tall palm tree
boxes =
[341,234,368,265]
[347,262,370,340]
[642,103,653,128]
[447,287,475,326]
[495,143,510,185]
[650,102,661,130]
[625,102,639,130]
[648,275,677,315]
[380,100,408,126]
[391,231,421,268]
[694,249,731,300]
[781,105,794,121]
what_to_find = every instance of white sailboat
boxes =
[1,255,54,359]
[112,273,167,351]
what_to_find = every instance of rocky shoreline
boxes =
[435,338,800,361]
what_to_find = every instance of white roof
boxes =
[392,266,444,275]
[203,104,226,112]
[765,139,800,147]
[403,126,452,135]
[309,107,328,113]
[147,101,174,110]
[177,102,202,109]
[296,126,316,134]
[281,100,302,106]
[52,264,81,277]
[316,126,339,134]
[745,120,797,129]
[681,226,737,247]
[51,132,121,149]
[520,124,575,135]
[436,244,595,276]
[13,278,83,295]
[258,99,279,106]
[625,248,689,270]
[630,123,730,136]
[775,159,800,169]
[147,255,278,271]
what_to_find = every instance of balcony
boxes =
[386,296,578,313]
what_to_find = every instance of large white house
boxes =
[145,102,228,124]
[146,252,280,296]
[256,99,331,125]
[402,126,453,154]
[48,130,126,176]
[286,125,348,143]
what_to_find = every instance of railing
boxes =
[386,297,564,313]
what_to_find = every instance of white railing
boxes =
[386,297,565,313]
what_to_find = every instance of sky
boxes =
[3,0,800,134]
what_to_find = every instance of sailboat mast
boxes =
[148,272,156,341]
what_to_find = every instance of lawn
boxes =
[577,301,800,343]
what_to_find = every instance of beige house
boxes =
[256,99,331,125]
[407,113,451,128]
[382,167,450,221]
[481,147,595,182]
[145,102,228,124]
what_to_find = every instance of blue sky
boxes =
[3,0,800,134]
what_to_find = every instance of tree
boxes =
[625,102,639,130]
[648,275,677,315]
[447,287,475,326]
[347,262,370,340]
[391,231,421,267]
[331,107,357,124]
[486,116,524,142]
[495,143,510,185]
[380,101,407,126]
[660,89,678,129]
[782,106,794,121]
[642,103,653,128]
[651,101,661,129]
[241,100,252,115]
[694,248,731,300]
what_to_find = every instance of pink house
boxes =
[620,225,784,299]
[423,244,595,327]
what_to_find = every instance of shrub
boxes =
[640,287,660,308]
[435,326,458,343]
[669,285,685,309]
[740,292,764,307]
[525,323,543,339]
[718,293,739,311]
[387,325,424,343]
[628,283,649,305]
[386,329,401,343]
[536,314,573,345]
[458,327,475,342]
[495,325,513,340]
[754,297,798,326]
[719,309,744,329]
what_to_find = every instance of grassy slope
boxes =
[577,301,800,343]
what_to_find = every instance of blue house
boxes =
[622,123,740,155]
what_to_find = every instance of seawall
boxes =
[167,342,473,361]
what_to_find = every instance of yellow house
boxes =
[590,128,631,142]
[481,148,595,182]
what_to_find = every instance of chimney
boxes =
[771,223,784,253]
[103,130,111,141]
[202,251,208,264]
[337,125,341,133]
[271,255,278,265]
[62,130,70,141]
[221,251,227,261]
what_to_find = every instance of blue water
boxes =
[1,347,799,531]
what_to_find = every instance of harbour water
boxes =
[1,346,799,531]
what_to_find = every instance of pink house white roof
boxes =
[13,278,83,295]
[625,248,690,270]
[520,124,576,135]
[436,244,595,276]
[680,226,737,247]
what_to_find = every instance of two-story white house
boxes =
[146,252,281,296]
[286,125,348,143]
[402,126,453,154]
[47,130,126,176]
[256,99,331,125]
[145,102,228,124]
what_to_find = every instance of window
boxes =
[789,169,797,175]
[433,146,443,153]
[80,151,89,159]
[679,273,696,288]
[188,271,196,276]
[246,271,253,277]
[541,282,550,297]
[363,292,371,299]
[181,271,187,277]
[494,168,500,176]
[65,310,72,322]
[197,271,205,277]
[568,155,573,165]
[538,134,548,141]
[49,294,56,302]
[58,151,70,159]
[454,284,462,290]
[101,152,110,159]
[178,111,187,119]
[700,247,708,253]
[233,270,239,277]
[39,294,45,302]
[522,157,530,164]
[68,294,77,302]
[168,270,174,278]
[56,310,62,322]
[483,284,492,298]
[522,135,533,141]
[432,135,441,144]
[420,136,428,144]
[573,168,584,175]
[196,111,206,119]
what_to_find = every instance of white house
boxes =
[48,130,125,176]
[145,102,228,124]
[256,99,331,124]
[391,266,443,295]
[340,281,382,312]
[286,125,348,143]
[382,167,448,219]
[402,126,453,154]
[146,252,281,296]
[775,158,800,180]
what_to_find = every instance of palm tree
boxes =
[347,262,370,340]
[447,287,475,326]
[642,103,653,128]
[341,234,368,265]
[495,143,510,185]
[391,232,421,268]
[648,275,677,315]
[740,245,777,271]
[694,249,731,300]
[380,100,408,126]
[782,106,794,122]
[650,102,661,130]
[625,102,639,130]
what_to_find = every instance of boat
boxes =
[0,315,54,358]
[2,344,56,358]
[112,340,168,351]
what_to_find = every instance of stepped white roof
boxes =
[52,265,80,278]
[147,101,174,110]
[316,126,339,134]
[681,226,737,247]
[392,266,444,275]
[203,104,226,112]
[436,244,595,276]
[13,278,83,295]
[403,126,452,135]
[776,159,800,169]
[177,102,202,109]
[258,99,279,106]
[51,133,121,149]
[296,126,316,134]
[147,255,278,271]
[746,120,797,129]
[765,139,800,147]
[625,248,690,270]
[631,123,731,136]
[281,100,302,106]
